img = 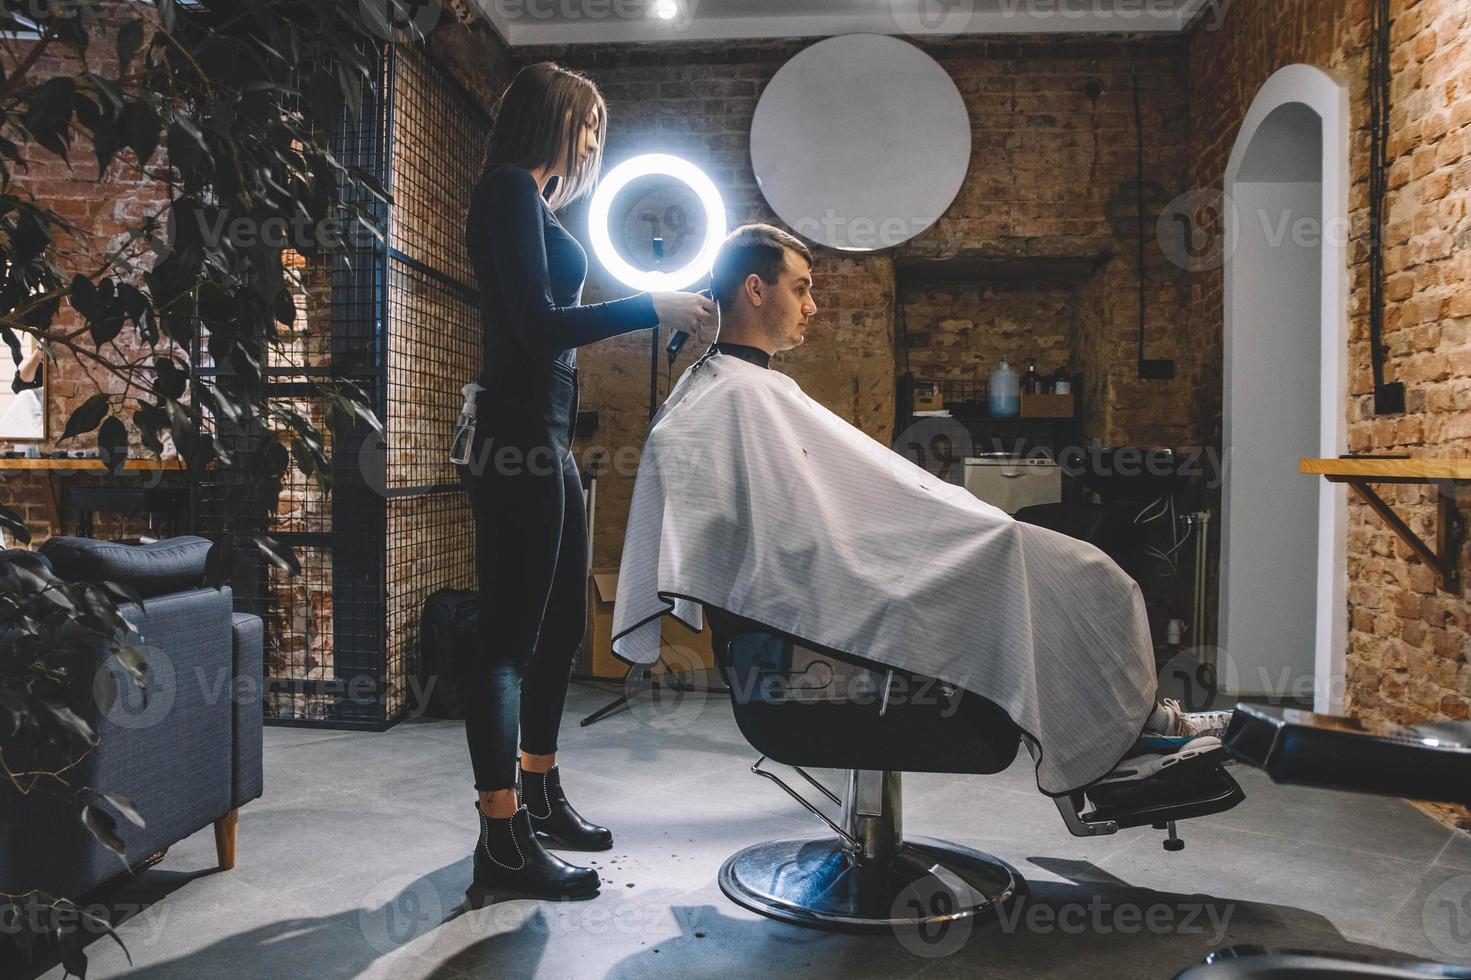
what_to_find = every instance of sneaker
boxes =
[1149,698,1234,739]
[1182,707,1235,739]
[1094,734,1223,786]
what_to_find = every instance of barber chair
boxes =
[705,607,1245,933]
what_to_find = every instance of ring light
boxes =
[588,153,727,291]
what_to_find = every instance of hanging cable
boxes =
[1368,0,1403,413]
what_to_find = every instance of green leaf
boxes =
[166,117,210,178]
[98,416,129,474]
[43,699,97,746]
[151,358,187,400]
[120,99,160,166]
[114,644,148,687]
[203,537,231,589]
[116,19,144,76]
[132,404,167,455]
[90,789,146,829]
[94,663,117,713]
[307,68,343,135]
[86,72,125,114]
[74,901,133,966]
[81,804,127,863]
[69,275,101,319]
[89,313,124,347]
[117,282,147,325]
[251,533,301,575]
[60,393,110,443]
[56,918,88,980]
[23,76,76,154]
[91,111,118,177]
[273,287,296,327]
[0,502,31,544]
[164,398,197,459]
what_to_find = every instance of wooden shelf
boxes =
[1302,456,1471,593]
[0,457,187,471]
[1300,457,1471,482]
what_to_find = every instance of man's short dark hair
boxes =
[709,223,812,310]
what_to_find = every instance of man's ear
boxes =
[743,272,764,307]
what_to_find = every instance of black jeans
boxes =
[456,359,585,792]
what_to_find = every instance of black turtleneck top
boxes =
[466,164,660,383]
[712,341,771,369]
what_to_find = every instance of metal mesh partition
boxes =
[194,43,487,728]
[383,44,488,721]
[194,43,387,727]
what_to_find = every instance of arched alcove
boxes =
[1220,65,1350,711]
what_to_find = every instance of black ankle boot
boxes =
[470,803,600,900]
[520,765,614,851]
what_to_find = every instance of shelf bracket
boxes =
[1326,476,1468,594]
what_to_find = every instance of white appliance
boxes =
[963,456,1062,514]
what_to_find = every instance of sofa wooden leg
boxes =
[213,808,238,870]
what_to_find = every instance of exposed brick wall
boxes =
[1187,0,1471,824]
[901,279,1076,383]
[0,20,167,547]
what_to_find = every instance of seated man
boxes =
[610,223,1230,797]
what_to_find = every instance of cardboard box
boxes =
[585,568,715,679]
[1020,392,1075,418]
[912,387,943,412]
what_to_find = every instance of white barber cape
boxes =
[611,352,1156,795]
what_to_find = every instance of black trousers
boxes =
[456,359,585,792]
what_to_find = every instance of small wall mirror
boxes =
[750,33,971,252]
[0,331,46,441]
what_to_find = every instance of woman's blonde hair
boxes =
[482,62,608,211]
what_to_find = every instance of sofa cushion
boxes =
[39,535,212,598]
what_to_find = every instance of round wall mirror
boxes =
[750,34,971,252]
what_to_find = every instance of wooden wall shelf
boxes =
[1301,457,1471,593]
[0,457,186,472]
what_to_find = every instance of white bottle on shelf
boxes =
[988,358,1019,418]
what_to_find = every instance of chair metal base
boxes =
[718,834,1025,932]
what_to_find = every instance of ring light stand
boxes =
[580,155,728,727]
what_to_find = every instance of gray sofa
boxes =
[0,536,264,900]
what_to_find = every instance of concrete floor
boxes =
[24,681,1471,980]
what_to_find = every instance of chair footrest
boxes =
[1083,755,1245,830]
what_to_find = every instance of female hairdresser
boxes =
[458,61,714,901]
